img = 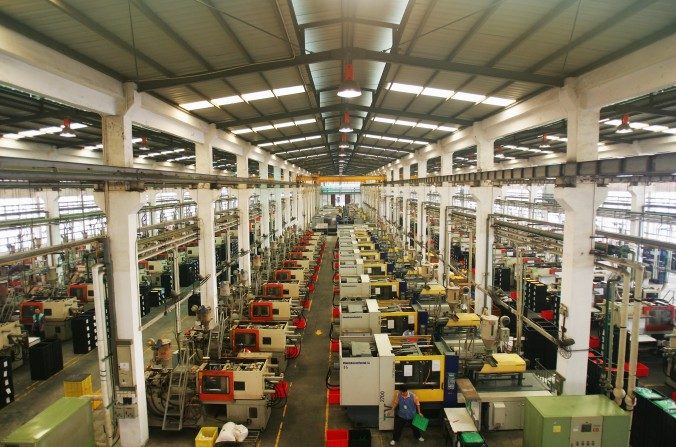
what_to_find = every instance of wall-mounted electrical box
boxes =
[116,340,135,388]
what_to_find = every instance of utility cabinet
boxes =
[523,395,629,447]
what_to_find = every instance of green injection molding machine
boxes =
[1,397,95,447]
[523,395,630,447]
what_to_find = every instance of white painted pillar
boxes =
[554,184,608,394]
[402,187,410,248]
[236,188,252,285]
[38,190,61,266]
[437,185,452,284]
[471,186,496,312]
[628,185,646,238]
[260,188,270,249]
[194,125,219,314]
[441,150,453,176]
[417,189,425,259]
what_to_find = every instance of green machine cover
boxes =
[523,395,630,447]
[2,397,95,447]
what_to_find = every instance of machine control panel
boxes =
[570,416,602,446]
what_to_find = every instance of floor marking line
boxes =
[273,421,284,447]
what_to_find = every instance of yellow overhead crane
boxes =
[296,175,386,184]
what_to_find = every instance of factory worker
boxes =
[390,384,424,445]
[32,307,45,339]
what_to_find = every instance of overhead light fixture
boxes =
[539,133,551,148]
[339,151,347,157]
[59,118,76,138]
[616,114,633,134]
[339,112,353,133]
[337,63,361,98]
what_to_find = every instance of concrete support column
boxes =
[38,190,61,266]
[402,188,410,248]
[441,150,453,176]
[628,185,646,239]
[474,123,495,172]
[260,188,270,249]
[417,190,425,259]
[236,188,252,285]
[437,185,452,284]
[471,186,497,312]
[100,188,147,447]
[195,187,219,314]
[554,184,608,394]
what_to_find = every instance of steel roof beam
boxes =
[299,17,399,31]
[137,47,565,91]
[258,129,433,146]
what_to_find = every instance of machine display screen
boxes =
[235,332,258,349]
[581,424,592,433]
[252,305,271,317]
[394,360,441,389]
[202,376,230,394]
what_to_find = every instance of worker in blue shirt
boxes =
[390,384,424,445]
[32,307,45,339]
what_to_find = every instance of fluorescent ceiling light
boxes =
[365,134,381,139]
[289,137,305,143]
[258,142,274,147]
[398,138,414,144]
[421,87,453,99]
[629,122,648,129]
[416,123,437,130]
[275,140,290,145]
[374,117,396,124]
[381,136,398,141]
[395,120,416,127]
[414,141,428,145]
[452,92,486,103]
[661,128,676,134]
[39,126,63,134]
[273,85,305,97]
[294,118,315,126]
[231,128,253,134]
[252,124,274,132]
[131,137,143,143]
[212,95,243,106]
[242,90,274,102]
[389,83,423,94]
[482,96,515,107]
[437,126,457,132]
[274,122,295,129]
[180,100,213,110]
[503,144,517,149]
[305,135,321,140]
[604,119,621,126]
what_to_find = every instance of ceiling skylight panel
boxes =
[241,90,275,102]
[273,85,305,97]
[481,96,515,107]
[212,95,244,106]
[452,92,486,103]
[389,83,423,94]
[180,100,213,110]
[421,87,454,99]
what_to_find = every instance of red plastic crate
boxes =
[332,307,340,318]
[303,299,312,310]
[624,362,649,378]
[326,429,348,447]
[327,388,340,405]
[293,317,307,329]
[330,339,339,352]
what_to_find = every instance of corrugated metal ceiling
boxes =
[0,0,674,174]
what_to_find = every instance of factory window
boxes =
[234,381,245,391]
[262,337,272,345]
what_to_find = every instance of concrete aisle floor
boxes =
[0,301,191,441]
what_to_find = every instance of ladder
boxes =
[0,296,19,323]
[161,345,191,431]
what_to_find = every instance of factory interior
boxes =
[0,1,675,446]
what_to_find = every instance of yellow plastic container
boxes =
[63,374,93,397]
[91,389,102,410]
[195,426,218,447]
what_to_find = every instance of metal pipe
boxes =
[0,236,104,265]
[596,230,676,252]
[138,217,197,232]
[92,264,115,447]
[515,248,524,353]
[626,263,644,410]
